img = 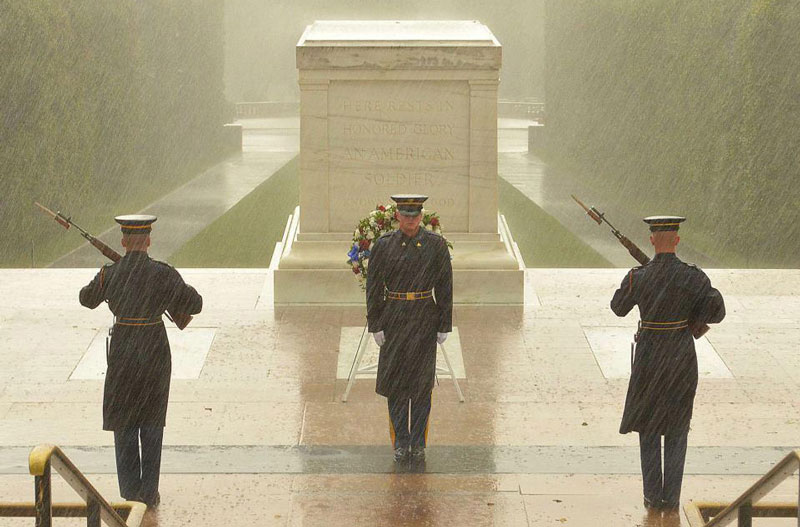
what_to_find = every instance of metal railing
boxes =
[0,444,146,526]
[685,450,800,526]
[235,101,299,118]
[498,100,545,121]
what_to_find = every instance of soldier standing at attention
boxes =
[366,195,453,465]
[611,216,725,512]
[79,215,202,507]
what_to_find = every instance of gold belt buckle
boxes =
[406,292,415,300]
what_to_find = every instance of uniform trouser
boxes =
[113,427,164,502]
[639,431,689,506]
[388,392,432,449]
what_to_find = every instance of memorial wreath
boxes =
[347,203,452,290]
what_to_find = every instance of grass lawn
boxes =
[167,156,298,267]
[498,176,613,268]
[169,156,612,269]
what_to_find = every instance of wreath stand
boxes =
[341,324,465,403]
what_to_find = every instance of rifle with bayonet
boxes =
[35,202,193,330]
[570,195,709,338]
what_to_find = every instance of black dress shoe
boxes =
[140,492,161,508]
[394,447,409,463]
[643,497,660,510]
[409,446,425,462]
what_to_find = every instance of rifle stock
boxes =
[618,236,650,266]
[90,238,122,263]
[170,313,192,330]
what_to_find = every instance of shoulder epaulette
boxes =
[378,231,394,240]
[680,260,700,271]
[151,259,175,270]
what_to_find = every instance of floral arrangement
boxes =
[347,203,452,290]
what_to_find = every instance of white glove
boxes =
[437,332,449,344]
[372,331,385,346]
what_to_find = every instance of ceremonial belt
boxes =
[115,316,163,327]
[386,289,433,301]
[639,319,689,331]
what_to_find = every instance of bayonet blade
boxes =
[34,202,70,229]
[571,195,603,225]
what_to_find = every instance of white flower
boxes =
[365,230,375,240]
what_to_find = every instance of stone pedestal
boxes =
[275,20,523,304]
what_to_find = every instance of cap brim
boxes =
[397,209,422,217]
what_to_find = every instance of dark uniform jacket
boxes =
[366,228,453,399]
[611,253,725,435]
[79,251,202,430]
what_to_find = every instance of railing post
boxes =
[34,461,52,527]
[87,497,101,527]
[738,502,752,527]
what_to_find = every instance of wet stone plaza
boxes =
[0,268,799,525]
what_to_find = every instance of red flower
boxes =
[378,205,386,212]
[430,217,439,227]
[352,266,361,274]
[359,239,370,250]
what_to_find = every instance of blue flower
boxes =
[362,249,371,258]
[347,244,359,262]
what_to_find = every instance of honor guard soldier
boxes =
[366,195,453,465]
[611,216,725,512]
[79,215,202,507]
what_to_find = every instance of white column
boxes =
[468,79,499,233]
[298,79,330,233]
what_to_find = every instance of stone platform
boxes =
[0,268,798,526]
[274,212,524,305]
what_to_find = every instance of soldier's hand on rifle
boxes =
[437,332,449,344]
[372,331,385,347]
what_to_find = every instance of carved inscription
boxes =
[342,100,455,113]
[342,123,455,137]
[344,147,455,161]
[328,80,470,231]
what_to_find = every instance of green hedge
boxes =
[543,0,800,267]
[498,178,612,268]
[168,156,611,268]
[0,1,228,267]
[168,157,299,268]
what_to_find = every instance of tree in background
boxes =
[0,1,228,267]
[543,0,800,267]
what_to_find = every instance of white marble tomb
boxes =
[275,21,523,304]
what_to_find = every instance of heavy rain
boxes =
[0,1,798,526]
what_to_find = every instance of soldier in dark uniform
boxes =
[79,215,202,507]
[611,216,725,512]
[366,195,453,465]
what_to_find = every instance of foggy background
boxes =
[223,0,545,102]
[2,1,798,268]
